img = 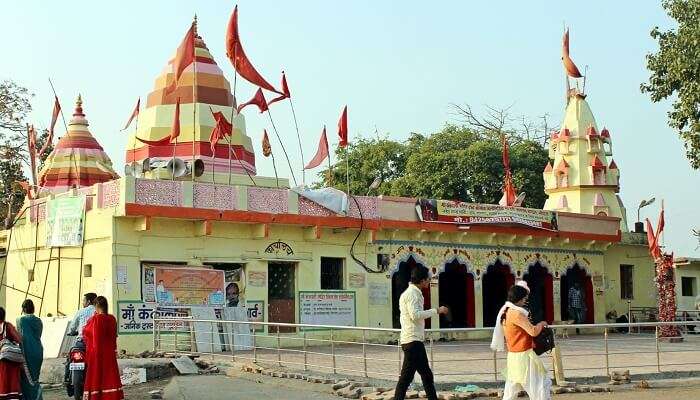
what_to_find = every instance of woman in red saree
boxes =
[0,306,22,400]
[83,297,123,400]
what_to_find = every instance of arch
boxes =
[391,255,432,329]
[389,252,429,276]
[523,262,554,324]
[481,260,515,327]
[560,263,594,324]
[438,259,475,328]
[439,255,474,275]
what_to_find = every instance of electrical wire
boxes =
[348,194,383,273]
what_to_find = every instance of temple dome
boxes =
[125,25,256,180]
[38,95,119,193]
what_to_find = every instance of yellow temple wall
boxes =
[675,259,700,311]
[602,236,658,316]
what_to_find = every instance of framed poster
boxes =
[299,291,356,329]
[45,195,86,247]
[154,267,225,306]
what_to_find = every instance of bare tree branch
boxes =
[450,102,552,146]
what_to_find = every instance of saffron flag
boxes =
[209,107,233,154]
[40,96,61,157]
[15,181,34,200]
[267,71,290,106]
[645,218,661,260]
[562,29,583,78]
[655,205,665,240]
[27,124,37,157]
[498,134,517,207]
[226,6,281,94]
[121,98,141,131]
[237,88,268,113]
[337,106,348,148]
[165,23,196,95]
[136,98,181,145]
[305,127,329,169]
[262,129,272,157]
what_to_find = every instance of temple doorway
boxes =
[560,264,594,323]
[392,256,431,329]
[523,263,554,324]
[481,261,515,327]
[438,259,475,328]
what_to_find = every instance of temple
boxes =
[0,22,659,353]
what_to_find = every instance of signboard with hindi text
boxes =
[416,199,558,230]
[117,301,188,335]
[299,291,356,329]
[46,195,86,247]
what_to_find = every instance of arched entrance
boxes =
[392,256,432,329]
[482,260,515,327]
[438,259,475,328]
[560,263,594,323]
[523,263,553,324]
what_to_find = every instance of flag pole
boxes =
[224,134,256,186]
[345,147,350,196]
[191,16,198,183]
[325,125,333,187]
[287,95,305,185]
[265,108,297,186]
[132,102,139,177]
[227,45,239,186]
[270,147,280,188]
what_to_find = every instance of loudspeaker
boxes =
[124,161,144,178]
[141,157,152,172]
[186,159,205,178]
[167,158,188,178]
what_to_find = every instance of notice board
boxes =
[299,291,356,328]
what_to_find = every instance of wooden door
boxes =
[268,262,296,333]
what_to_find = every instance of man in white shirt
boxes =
[394,267,448,400]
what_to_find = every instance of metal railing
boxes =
[153,318,700,383]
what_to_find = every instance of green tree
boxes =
[641,0,700,168]
[317,124,549,208]
[0,156,27,228]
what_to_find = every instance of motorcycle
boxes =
[64,331,86,400]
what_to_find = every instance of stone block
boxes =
[333,380,352,390]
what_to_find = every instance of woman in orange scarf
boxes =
[491,283,551,400]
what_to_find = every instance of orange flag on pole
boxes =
[267,72,291,106]
[305,127,329,169]
[262,129,272,157]
[165,23,196,95]
[136,98,181,146]
[226,6,281,94]
[121,98,140,131]
[237,88,268,113]
[337,106,348,148]
[562,29,583,78]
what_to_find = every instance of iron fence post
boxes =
[429,337,434,369]
[604,328,609,377]
[210,322,215,360]
[277,325,282,367]
[397,340,402,377]
[152,319,158,352]
[627,300,632,333]
[303,331,308,372]
[234,322,236,361]
[253,327,258,363]
[362,330,368,378]
[331,329,337,374]
[655,326,661,372]
[493,350,498,381]
[174,324,178,353]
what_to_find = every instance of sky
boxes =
[1,1,698,256]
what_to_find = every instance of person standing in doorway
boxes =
[567,282,585,334]
[18,299,44,400]
[393,267,448,400]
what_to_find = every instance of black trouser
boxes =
[394,341,438,400]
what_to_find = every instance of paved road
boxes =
[163,375,339,400]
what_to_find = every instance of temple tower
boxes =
[543,91,628,231]
[125,22,284,187]
[38,95,119,194]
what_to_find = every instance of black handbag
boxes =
[533,326,555,355]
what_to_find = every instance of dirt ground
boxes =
[42,379,169,400]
